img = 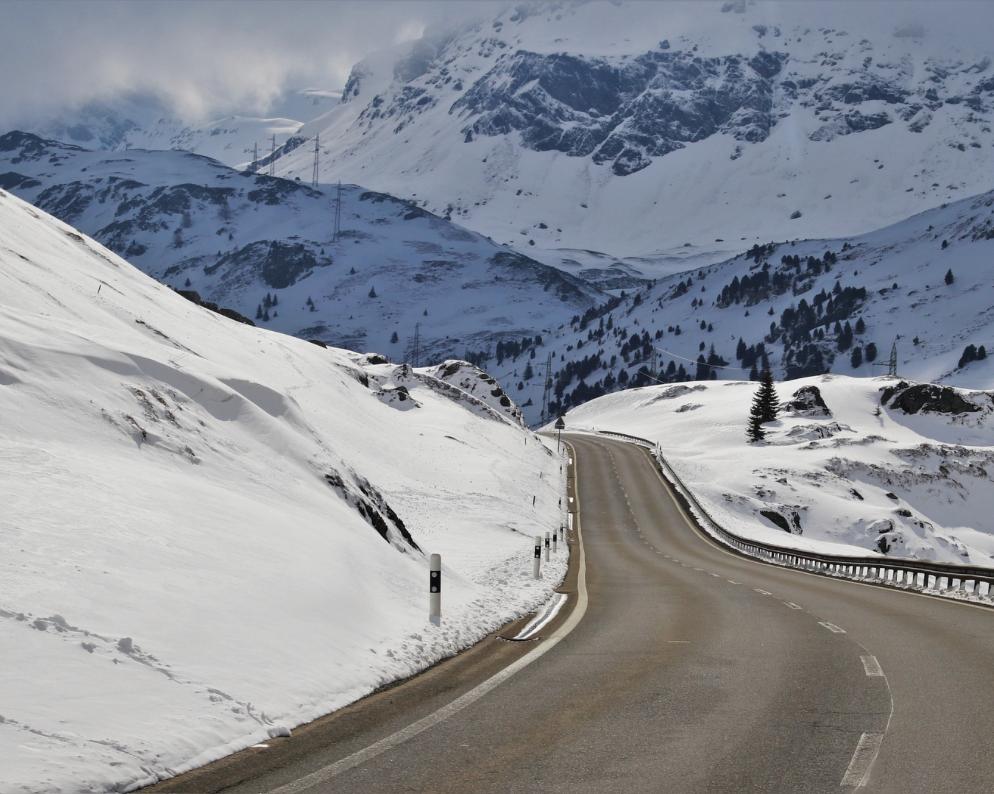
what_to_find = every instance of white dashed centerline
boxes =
[819,621,847,634]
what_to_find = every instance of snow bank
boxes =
[0,189,567,792]
[566,374,994,565]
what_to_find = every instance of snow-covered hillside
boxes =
[17,88,340,168]
[0,131,601,364]
[275,0,994,273]
[566,375,994,565]
[0,189,568,792]
[502,185,994,423]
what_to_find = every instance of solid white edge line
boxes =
[514,592,569,640]
[265,441,590,794]
[840,732,885,787]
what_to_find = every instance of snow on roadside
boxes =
[0,189,568,793]
[565,375,994,565]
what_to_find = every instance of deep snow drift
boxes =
[0,189,567,792]
[566,375,994,565]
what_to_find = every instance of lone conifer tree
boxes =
[747,404,766,442]
[757,368,779,421]
[945,268,955,285]
[747,369,779,442]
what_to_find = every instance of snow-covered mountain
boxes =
[17,89,341,168]
[0,187,568,791]
[0,131,601,363]
[499,184,994,422]
[274,0,994,275]
[567,375,994,566]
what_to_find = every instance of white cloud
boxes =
[0,0,505,126]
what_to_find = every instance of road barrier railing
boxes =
[595,429,994,605]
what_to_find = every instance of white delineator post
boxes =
[534,536,542,579]
[429,553,441,626]
[552,530,558,555]
[545,532,551,563]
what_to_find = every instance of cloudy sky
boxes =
[0,0,505,126]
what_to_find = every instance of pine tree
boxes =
[255,304,263,320]
[855,317,866,334]
[945,268,955,285]
[851,346,863,368]
[747,370,779,442]
[756,369,780,422]
[390,331,399,343]
[866,342,878,362]
[368,286,378,299]
[747,407,765,442]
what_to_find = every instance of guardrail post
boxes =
[560,525,565,543]
[545,532,551,563]
[429,554,441,626]
[552,530,558,556]
[533,536,542,579]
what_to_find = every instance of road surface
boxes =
[151,434,994,793]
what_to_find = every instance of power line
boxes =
[653,345,753,372]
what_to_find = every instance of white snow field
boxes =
[566,375,994,565]
[0,189,567,792]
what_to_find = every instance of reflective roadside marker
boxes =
[429,553,441,626]
[534,536,542,579]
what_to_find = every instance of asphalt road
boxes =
[151,434,994,793]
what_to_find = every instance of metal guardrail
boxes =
[596,430,994,605]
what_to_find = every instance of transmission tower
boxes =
[311,133,320,188]
[251,142,258,173]
[269,134,276,177]
[872,339,899,377]
[333,180,343,242]
[412,323,421,368]
[540,352,554,424]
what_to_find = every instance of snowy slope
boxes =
[275,0,994,273]
[0,189,568,792]
[0,131,601,365]
[566,375,994,565]
[503,185,994,423]
[17,89,340,168]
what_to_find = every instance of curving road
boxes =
[150,434,994,793]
